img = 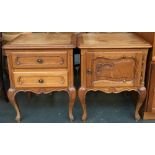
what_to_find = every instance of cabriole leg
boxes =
[78,87,87,121]
[68,87,76,121]
[135,87,146,121]
[8,88,21,122]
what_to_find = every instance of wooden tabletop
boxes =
[3,33,76,49]
[77,32,152,49]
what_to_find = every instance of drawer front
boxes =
[86,49,144,88]
[13,69,68,88]
[11,51,68,69]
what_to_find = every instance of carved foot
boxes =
[68,87,76,121]
[135,87,146,121]
[15,116,22,123]
[8,88,21,122]
[82,112,87,122]
[78,87,87,121]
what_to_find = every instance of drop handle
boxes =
[15,57,20,65]
[38,79,44,83]
[123,79,126,83]
[37,59,43,64]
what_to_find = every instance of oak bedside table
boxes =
[3,33,76,122]
[77,32,151,121]
[136,33,155,120]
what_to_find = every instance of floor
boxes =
[1,90,155,123]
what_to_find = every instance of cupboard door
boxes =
[86,49,143,88]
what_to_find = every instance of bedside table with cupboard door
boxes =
[77,33,151,121]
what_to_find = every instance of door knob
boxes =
[87,69,92,74]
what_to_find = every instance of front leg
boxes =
[68,87,76,121]
[8,88,21,122]
[135,87,146,121]
[78,87,87,121]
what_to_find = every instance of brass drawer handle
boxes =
[17,76,23,85]
[37,58,43,64]
[15,57,20,65]
[38,79,44,83]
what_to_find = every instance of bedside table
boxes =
[3,33,76,122]
[77,33,151,121]
[136,32,155,120]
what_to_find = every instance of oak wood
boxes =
[135,87,146,120]
[78,32,151,121]
[13,69,68,88]
[144,112,155,120]
[3,33,76,122]
[10,50,68,69]
[78,32,151,49]
[136,32,155,60]
[135,33,155,120]
[85,49,144,88]
[3,33,76,49]
[146,62,155,113]
[7,88,21,122]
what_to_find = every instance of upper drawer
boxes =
[10,50,68,69]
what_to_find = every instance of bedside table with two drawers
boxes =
[3,33,76,122]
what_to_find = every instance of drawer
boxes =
[11,50,68,69]
[86,49,145,88]
[13,69,68,88]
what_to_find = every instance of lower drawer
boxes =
[13,69,68,88]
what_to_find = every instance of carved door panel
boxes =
[86,49,143,88]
